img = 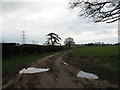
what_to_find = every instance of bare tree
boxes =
[70,0,120,23]
[64,37,75,48]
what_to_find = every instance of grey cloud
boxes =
[2,2,26,14]
[1,0,118,44]
[2,2,52,14]
[94,30,117,35]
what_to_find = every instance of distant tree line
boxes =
[2,32,119,57]
[75,42,119,47]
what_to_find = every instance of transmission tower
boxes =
[22,31,26,44]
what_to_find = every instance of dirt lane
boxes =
[2,51,118,88]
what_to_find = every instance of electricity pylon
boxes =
[22,31,26,44]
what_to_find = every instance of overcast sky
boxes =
[1,0,118,45]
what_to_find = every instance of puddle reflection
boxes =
[19,67,49,74]
[77,70,98,79]
[62,62,68,65]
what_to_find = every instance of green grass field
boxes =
[3,52,58,73]
[72,46,118,57]
[70,46,119,78]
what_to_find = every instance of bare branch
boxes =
[70,0,120,23]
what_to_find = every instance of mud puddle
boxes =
[77,70,99,79]
[19,67,50,74]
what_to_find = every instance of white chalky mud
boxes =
[77,70,99,79]
[19,67,50,74]
[62,62,68,65]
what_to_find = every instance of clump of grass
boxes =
[96,56,119,75]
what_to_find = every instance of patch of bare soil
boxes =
[2,51,118,89]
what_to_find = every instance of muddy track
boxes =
[2,51,118,88]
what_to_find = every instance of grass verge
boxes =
[2,51,59,73]
[65,46,119,83]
